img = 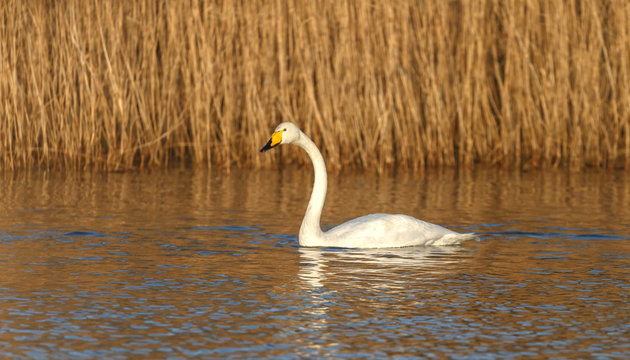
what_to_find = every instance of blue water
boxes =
[0,168,629,359]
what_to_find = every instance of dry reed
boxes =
[1,0,629,171]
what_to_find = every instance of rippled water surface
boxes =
[1,168,629,359]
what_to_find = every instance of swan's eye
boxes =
[283,128,287,132]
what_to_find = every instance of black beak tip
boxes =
[260,139,274,152]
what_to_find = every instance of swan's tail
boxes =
[431,232,480,246]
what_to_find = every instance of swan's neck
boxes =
[296,132,327,245]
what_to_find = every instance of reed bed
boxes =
[1,0,629,171]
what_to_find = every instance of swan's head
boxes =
[260,122,301,152]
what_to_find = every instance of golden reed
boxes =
[1,0,629,171]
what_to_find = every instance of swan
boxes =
[260,122,479,248]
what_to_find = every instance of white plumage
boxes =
[261,122,478,248]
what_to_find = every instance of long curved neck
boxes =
[295,131,327,243]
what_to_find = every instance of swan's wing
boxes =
[324,213,469,248]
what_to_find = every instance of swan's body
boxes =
[261,122,478,248]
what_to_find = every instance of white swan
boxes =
[260,122,479,248]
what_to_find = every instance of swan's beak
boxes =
[260,130,283,152]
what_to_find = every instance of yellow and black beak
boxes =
[260,130,284,152]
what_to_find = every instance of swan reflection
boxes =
[294,245,473,354]
[298,246,469,289]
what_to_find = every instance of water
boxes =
[1,167,629,359]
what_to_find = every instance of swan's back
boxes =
[305,213,478,248]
